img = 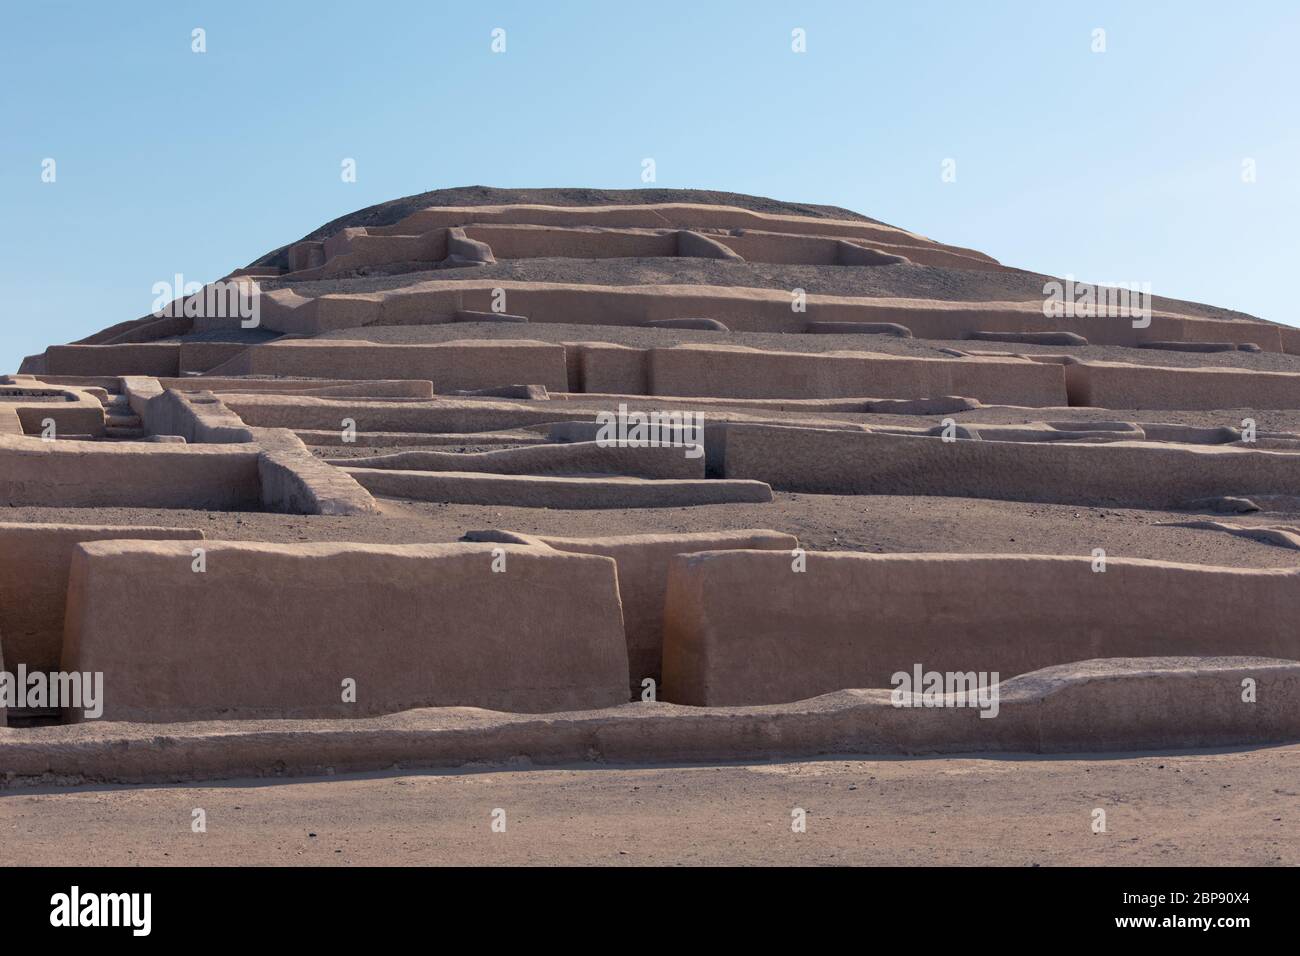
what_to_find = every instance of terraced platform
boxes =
[3,187,1298,786]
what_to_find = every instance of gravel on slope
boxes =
[264,257,1265,324]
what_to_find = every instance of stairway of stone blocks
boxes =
[2,189,1298,783]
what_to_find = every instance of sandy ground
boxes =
[5,491,1300,569]
[1,746,1293,866]
[309,318,1290,369]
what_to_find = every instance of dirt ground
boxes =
[5,488,1300,570]
[310,319,1297,371]
[1,746,1292,866]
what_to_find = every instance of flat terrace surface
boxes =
[309,320,1300,373]
[2,746,1293,866]
[265,258,1262,325]
[6,492,1300,569]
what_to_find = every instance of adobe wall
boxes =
[179,342,248,374]
[331,440,706,479]
[462,223,677,259]
[191,286,318,336]
[711,231,839,265]
[1071,360,1300,409]
[0,658,1295,782]
[298,428,550,447]
[295,229,449,280]
[44,344,181,377]
[446,222,969,271]
[1282,326,1300,355]
[216,279,1282,351]
[464,529,798,695]
[61,540,631,720]
[717,229,985,270]
[648,345,1069,405]
[287,240,326,272]
[346,469,773,508]
[0,434,261,509]
[164,377,435,398]
[676,230,744,260]
[661,550,1300,705]
[570,342,651,394]
[121,380,376,515]
[253,427,378,516]
[375,202,996,263]
[221,339,569,392]
[125,380,255,443]
[221,394,596,433]
[721,423,1300,507]
[1,384,104,437]
[0,523,203,672]
[12,374,120,390]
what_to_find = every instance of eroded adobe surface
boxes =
[3,187,1299,784]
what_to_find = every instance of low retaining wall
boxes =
[452,222,935,269]
[721,423,1300,508]
[1283,326,1300,356]
[0,434,261,510]
[331,440,706,479]
[52,339,248,376]
[61,540,631,721]
[254,427,378,516]
[347,469,773,508]
[566,340,1067,404]
[298,429,550,447]
[179,342,248,374]
[42,344,181,377]
[1,384,105,437]
[122,379,376,515]
[374,202,997,264]
[210,339,568,392]
[648,345,1068,405]
[464,529,798,694]
[168,377,436,398]
[2,658,1294,784]
[463,223,677,259]
[201,279,1280,351]
[718,229,956,268]
[298,228,449,278]
[0,523,203,672]
[125,379,254,443]
[1071,360,1300,410]
[661,550,1300,705]
[222,394,594,434]
[571,342,650,394]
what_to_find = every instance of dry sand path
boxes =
[2,746,1294,866]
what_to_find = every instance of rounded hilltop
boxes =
[251,185,889,270]
[237,185,1267,327]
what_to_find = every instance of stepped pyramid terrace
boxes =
[2,186,1297,794]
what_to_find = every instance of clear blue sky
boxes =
[2,0,1297,368]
